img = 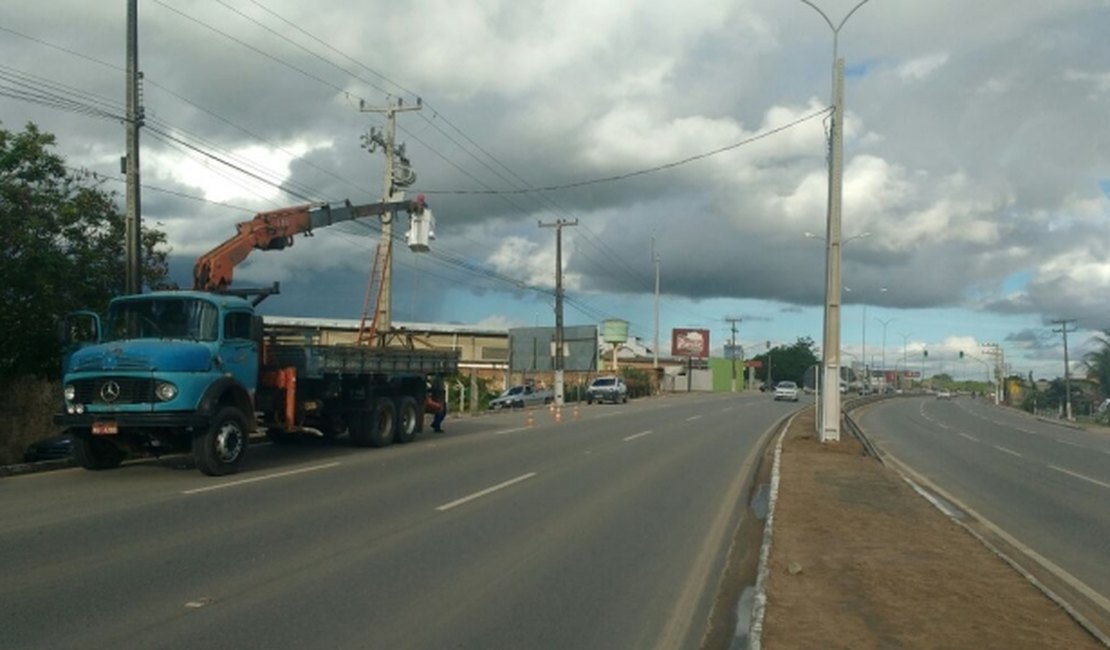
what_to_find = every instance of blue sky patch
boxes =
[845,61,872,78]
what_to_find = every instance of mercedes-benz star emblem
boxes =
[100,380,121,403]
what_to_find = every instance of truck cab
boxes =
[56,291,260,475]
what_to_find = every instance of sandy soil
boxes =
[760,407,1102,650]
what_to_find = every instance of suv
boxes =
[586,376,628,404]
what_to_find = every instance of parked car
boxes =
[586,376,628,404]
[23,434,74,463]
[774,380,800,402]
[489,385,554,410]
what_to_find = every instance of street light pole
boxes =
[877,317,896,389]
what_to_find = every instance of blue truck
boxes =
[54,198,456,476]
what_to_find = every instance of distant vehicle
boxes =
[489,385,553,410]
[586,376,628,404]
[936,389,952,400]
[774,380,800,402]
[23,434,74,463]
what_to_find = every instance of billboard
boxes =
[508,326,598,372]
[671,328,710,358]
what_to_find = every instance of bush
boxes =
[0,376,61,465]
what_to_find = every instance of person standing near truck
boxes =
[428,376,447,433]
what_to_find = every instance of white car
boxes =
[774,380,800,402]
[936,389,952,400]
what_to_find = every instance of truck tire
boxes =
[395,396,419,444]
[73,433,125,470]
[350,399,395,448]
[193,407,249,476]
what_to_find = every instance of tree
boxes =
[752,337,819,385]
[0,123,171,379]
[1083,330,1110,400]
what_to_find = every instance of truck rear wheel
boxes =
[350,399,395,448]
[73,433,125,470]
[395,396,419,444]
[194,407,248,476]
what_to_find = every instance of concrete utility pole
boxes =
[361,97,421,343]
[726,317,743,392]
[1052,318,1077,420]
[981,343,1003,404]
[539,219,578,406]
[124,0,144,295]
[801,0,871,443]
[652,237,661,371]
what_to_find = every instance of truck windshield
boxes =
[104,297,220,342]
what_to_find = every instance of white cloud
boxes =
[897,53,950,81]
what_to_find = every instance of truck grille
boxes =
[71,378,155,405]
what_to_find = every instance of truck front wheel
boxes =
[194,407,248,476]
[73,433,125,470]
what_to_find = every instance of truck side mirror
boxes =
[58,311,101,346]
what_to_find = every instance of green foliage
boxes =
[751,336,819,384]
[0,123,171,379]
[619,366,653,398]
[1083,330,1110,399]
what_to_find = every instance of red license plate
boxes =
[92,421,118,435]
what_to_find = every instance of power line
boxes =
[417,107,832,195]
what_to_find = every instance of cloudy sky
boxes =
[3,0,1109,380]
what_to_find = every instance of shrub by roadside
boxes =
[0,376,60,466]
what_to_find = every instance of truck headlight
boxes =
[155,381,178,402]
[64,384,76,401]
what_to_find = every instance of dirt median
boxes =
[760,407,1102,650]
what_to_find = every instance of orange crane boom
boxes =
[193,196,427,292]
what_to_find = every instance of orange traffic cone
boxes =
[554,407,563,423]
[526,409,535,428]
[572,404,580,420]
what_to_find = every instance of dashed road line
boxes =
[435,472,538,512]
[959,432,980,443]
[494,427,528,436]
[993,445,1023,458]
[1048,465,1110,490]
[181,462,341,495]
[686,415,702,422]
[1054,438,1086,449]
[623,430,653,442]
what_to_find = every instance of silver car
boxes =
[586,376,628,404]
[774,380,800,402]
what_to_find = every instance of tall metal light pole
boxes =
[877,317,896,389]
[801,0,872,444]
[652,237,661,371]
[900,331,913,389]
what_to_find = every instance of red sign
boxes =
[746,359,763,368]
[671,328,710,358]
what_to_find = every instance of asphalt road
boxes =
[0,392,801,650]
[858,396,1110,607]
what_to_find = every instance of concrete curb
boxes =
[747,411,797,650]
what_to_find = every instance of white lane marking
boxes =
[494,427,528,436]
[1049,465,1110,490]
[994,445,1023,458]
[959,432,980,442]
[686,415,702,422]
[181,462,341,495]
[435,472,538,512]
[722,407,734,413]
[1054,438,1086,449]
[623,430,653,442]
[597,411,621,418]
[184,598,211,609]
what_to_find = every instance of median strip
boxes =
[181,462,341,495]
[435,472,538,512]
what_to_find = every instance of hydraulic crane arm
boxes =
[193,196,427,292]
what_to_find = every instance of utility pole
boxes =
[1052,318,1077,420]
[124,0,144,295]
[539,218,578,406]
[361,97,421,344]
[818,57,846,442]
[726,317,742,392]
[652,238,661,371]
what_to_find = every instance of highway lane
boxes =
[0,392,803,649]
[858,396,1110,608]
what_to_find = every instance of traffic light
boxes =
[959,351,964,359]
[923,349,928,358]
